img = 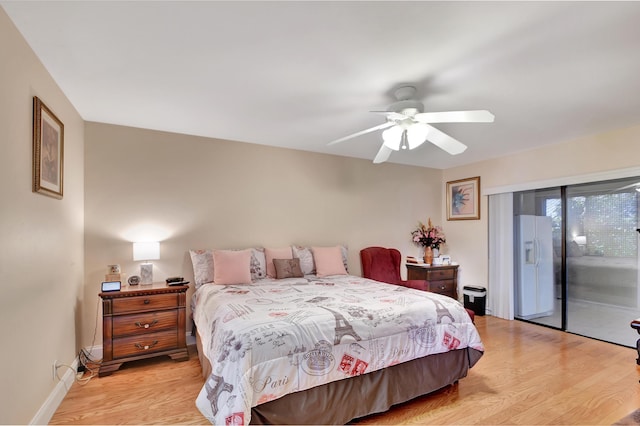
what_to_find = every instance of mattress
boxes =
[192,274,484,424]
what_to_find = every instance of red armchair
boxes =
[360,246,475,323]
[360,246,427,291]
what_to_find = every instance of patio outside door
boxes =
[565,179,639,347]
[514,188,563,330]
[514,177,639,347]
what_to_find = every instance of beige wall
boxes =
[442,124,640,301]
[0,8,85,425]
[5,2,640,420]
[83,122,442,347]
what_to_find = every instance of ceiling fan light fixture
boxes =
[406,122,429,149]
[382,125,403,151]
[326,83,493,163]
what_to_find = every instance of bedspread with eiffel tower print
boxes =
[193,275,484,425]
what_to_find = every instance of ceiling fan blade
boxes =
[371,111,408,121]
[414,110,495,123]
[612,182,640,192]
[328,122,395,146]
[373,144,393,164]
[424,124,468,155]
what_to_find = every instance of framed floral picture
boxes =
[32,96,64,199]
[446,176,480,220]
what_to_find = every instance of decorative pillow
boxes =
[312,246,348,277]
[250,247,267,280]
[292,245,315,275]
[189,249,215,288]
[265,247,293,278]
[340,244,349,273]
[212,249,252,285]
[273,258,304,279]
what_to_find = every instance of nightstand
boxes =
[406,264,459,299]
[99,282,189,377]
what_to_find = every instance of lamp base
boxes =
[140,263,153,285]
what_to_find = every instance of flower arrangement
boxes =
[411,218,446,250]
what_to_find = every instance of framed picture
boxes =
[446,176,480,220]
[33,96,64,199]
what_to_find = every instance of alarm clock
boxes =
[128,275,140,286]
[101,281,121,292]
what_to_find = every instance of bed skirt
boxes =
[196,331,482,424]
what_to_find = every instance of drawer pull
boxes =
[135,319,158,329]
[135,341,159,351]
[144,299,151,304]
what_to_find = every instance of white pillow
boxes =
[189,249,214,288]
[292,245,316,275]
[340,245,349,273]
[250,247,267,281]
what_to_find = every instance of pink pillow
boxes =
[265,247,293,278]
[312,246,348,277]
[212,249,252,285]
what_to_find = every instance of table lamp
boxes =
[133,241,160,285]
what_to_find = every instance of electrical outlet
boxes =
[52,360,58,380]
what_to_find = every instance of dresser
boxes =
[406,264,459,300]
[99,282,189,377]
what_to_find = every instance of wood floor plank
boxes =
[50,316,640,425]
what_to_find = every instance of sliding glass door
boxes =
[565,179,639,346]
[514,188,563,329]
[514,177,639,347]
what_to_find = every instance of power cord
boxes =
[54,297,106,388]
[56,363,94,387]
[86,296,103,363]
[70,297,104,385]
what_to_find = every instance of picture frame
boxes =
[32,96,64,199]
[446,176,480,220]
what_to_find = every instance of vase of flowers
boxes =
[423,246,433,264]
[411,218,446,264]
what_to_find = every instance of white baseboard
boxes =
[30,358,78,425]
[187,333,196,346]
[30,333,192,425]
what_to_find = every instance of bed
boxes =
[565,255,637,307]
[190,252,484,425]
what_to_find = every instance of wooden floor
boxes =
[50,316,640,425]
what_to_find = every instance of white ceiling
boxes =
[3,1,640,169]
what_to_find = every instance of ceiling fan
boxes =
[611,181,640,193]
[328,85,495,164]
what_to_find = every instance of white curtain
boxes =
[488,192,514,319]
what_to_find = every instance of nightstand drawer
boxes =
[112,293,178,314]
[426,269,455,280]
[113,330,178,359]
[113,311,178,337]
[406,264,459,300]
[429,280,455,295]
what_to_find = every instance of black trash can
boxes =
[463,286,486,316]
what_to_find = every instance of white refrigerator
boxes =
[515,215,554,319]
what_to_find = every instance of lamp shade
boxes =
[133,241,160,261]
[382,125,403,151]
[406,123,429,149]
